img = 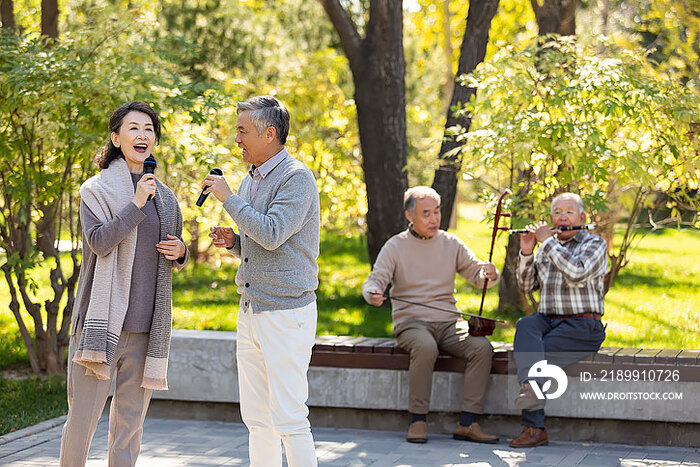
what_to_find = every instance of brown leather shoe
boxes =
[514,382,545,411]
[509,426,548,448]
[453,422,499,444]
[406,421,428,443]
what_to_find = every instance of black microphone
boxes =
[196,167,223,207]
[143,156,157,201]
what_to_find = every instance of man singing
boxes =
[203,95,320,466]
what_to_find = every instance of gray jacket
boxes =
[223,151,320,312]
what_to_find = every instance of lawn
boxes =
[0,375,67,435]
[169,204,700,349]
[1,205,699,368]
[0,205,699,435]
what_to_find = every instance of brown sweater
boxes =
[362,229,499,332]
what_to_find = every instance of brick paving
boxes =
[0,416,697,466]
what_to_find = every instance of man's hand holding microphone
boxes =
[200,169,233,204]
[197,167,237,251]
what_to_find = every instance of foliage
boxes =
[403,0,538,186]
[152,0,366,237]
[0,11,223,373]
[634,0,699,91]
[591,0,700,92]
[154,0,264,83]
[2,217,699,376]
[0,374,67,435]
[455,36,700,288]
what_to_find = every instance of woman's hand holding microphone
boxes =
[132,174,157,208]
[132,174,186,260]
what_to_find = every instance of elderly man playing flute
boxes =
[510,192,608,448]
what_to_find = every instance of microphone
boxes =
[143,156,157,201]
[196,167,223,207]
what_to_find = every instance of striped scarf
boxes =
[74,157,179,390]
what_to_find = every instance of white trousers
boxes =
[237,301,318,467]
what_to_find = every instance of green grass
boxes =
[0,375,67,435]
[169,209,699,350]
[0,326,29,369]
[603,228,700,348]
[1,206,699,375]
[0,206,697,436]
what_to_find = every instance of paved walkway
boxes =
[0,416,698,466]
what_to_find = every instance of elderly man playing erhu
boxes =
[510,192,607,448]
[362,186,500,445]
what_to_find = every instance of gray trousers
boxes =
[59,327,152,467]
[513,313,605,428]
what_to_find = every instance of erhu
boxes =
[468,189,513,336]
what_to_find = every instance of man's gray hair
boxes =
[551,192,585,214]
[403,186,441,213]
[236,95,290,145]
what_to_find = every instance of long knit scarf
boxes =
[74,157,179,390]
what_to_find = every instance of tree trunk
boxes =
[35,204,66,374]
[319,0,408,264]
[2,265,41,373]
[498,233,530,314]
[431,0,500,229]
[442,0,453,114]
[41,0,59,39]
[1,0,15,30]
[496,0,579,313]
[530,0,577,36]
[188,219,200,265]
[599,0,609,37]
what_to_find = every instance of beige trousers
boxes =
[59,326,152,467]
[395,319,493,414]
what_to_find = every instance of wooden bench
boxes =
[310,335,700,382]
[151,330,700,446]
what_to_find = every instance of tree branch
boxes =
[2,263,41,372]
[318,0,364,72]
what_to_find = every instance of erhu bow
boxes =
[468,189,512,336]
[382,293,506,323]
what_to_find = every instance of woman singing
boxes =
[60,101,188,466]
